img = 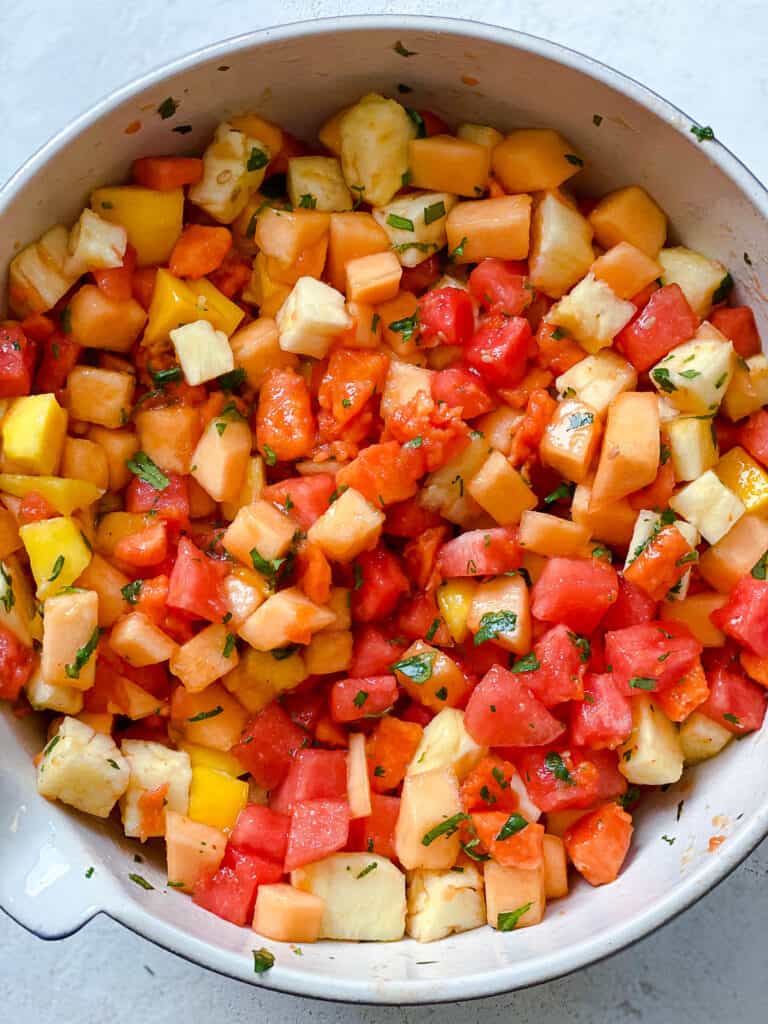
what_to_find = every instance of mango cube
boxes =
[467,451,537,525]
[2,394,67,475]
[0,474,103,515]
[436,579,476,643]
[187,764,249,831]
[91,185,184,266]
[714,446,768,516]
[144,269,244,347]
[20,516,92,598]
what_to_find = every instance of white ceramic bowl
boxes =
[2,14,767,1006]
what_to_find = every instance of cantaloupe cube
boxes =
[61,437,110,491]
[109,611,177,667]
[409,136,490,196]
[304,630,353,675]
[134,406,200,476]
[165,810,227,892]
[347,732,371,819]
[542,834,569,899]
[549,273,636,354]
[238,587,335,651]
[467,575,531,655]
[91,186,183,266]
[377,290,420,357]
[492,128,582,193]
[41,589,99,690]
[319,587,352,633]
[2,394,67,475]
[395,768,463,870]
[445,195,532,264]
[618,694,683,785]
[223,646,307,712]
[88,426,139,489]
[223,500,296,567]
[307,486,384,562]
[67,284,146,353]
[467,451,537,525]
[519,511,591,557]
[485,860,546,930]
[591,392,660,506]
[658,246,729,318]
[173,682,249,751]
[20,515,92,598]
[407,707,486,779]
[540,398,602,483]
[406,864,486,942]
[589,185,667,257]
[475,405,524,456]
[698,513,768,592]
[660,591,727,646]
[229,317,298,389]
[591,241,662,299]
[187,764,248,831]
[254,883,325,943]
[556,350,636,415]
[190,416,251,504]
[545,809,588,838]
[345,251,402,304]
[77,712,114,734]
[326,212,390,293]
[670,469,745,544]
[529,191,594,298]
[340,93,415,208]
[721,353,768,422]
[380,360,432,421]
[679,711,733,764]
[393,640,468,712]
[287,155,352,212]
[343,301,383,349]
[170,623,239,692]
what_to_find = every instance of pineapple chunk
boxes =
[408,136,490,197]
[467,451,537,525]
[188,122,270,223]
[659,246,730,318]
[485,860,546,930]
[67,367,134,429]
[445,195,532,264]
[276,276,351,359]
[649,330,734,415]
[529,191,594,299]
[380,360,433,421]
[2,393,67,475]
[347,732,372,819]
[395,768,463,870]
[406,864,485,942]
[26,662,84,715]
[238,587,335,651]
[120,739,192,840]
[669,469,745,544]
[67,208,127,275]
[467,575,531,655]
[41,590,99,690]
[721,353,768,422]
[618,694,683,786]
[292,853,406,940]
[519,511,591,557]
[191,416,251,504]
[699,514,768,592]
[339,93,415,208]
[37,716,129,818]
[21,516,92,599]
[373,191,457,267]
[407,707,486,779]
[8,225,80,316]
[549,273,635,354]
[591,391,659,506]
[556,350,637,415]
[222,500,296,567]
[679,711,733,764]
[588,185,667,257]
[456,122,504,151]
[109,611,178,667]
[91,186,183,267]
[223,646,307,713]
[539,398,602,483]
[715,445,768,516]
[667,416,718,480]
[492,128,582,193]
[307,486,384,562]
[170,320,234,386]
[436,579,477,643]
[170,623,239,692]
[287,156,352,212]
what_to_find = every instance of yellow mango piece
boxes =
[0,508,21,560]
[144,269,244,347]
[2,394,67,475]
[19,516,92,598]
[223,646,308,713]
[0,474,103,515]
[714,446,768,516]
[178,741,245,778]
[187,764,249,831]
[242,252,292,317]
[91,185,184,266]
[437,579,476,643]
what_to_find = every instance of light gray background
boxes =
[2,1,767,1020]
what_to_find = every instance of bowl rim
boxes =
[2,11,768,1006]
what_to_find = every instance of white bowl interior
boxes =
[1,16,767,1004]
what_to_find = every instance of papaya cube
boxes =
[191,417,251,504]
[2,393,67,475]
[445,195,532,264]
[170,623,239,692]
[485,860,546,929]
[222,500,296,566]
[591,392,660,506]
[20,515,92,598]
[345,251,402,304]
[307,486,384,562]
[41,589,99,690]
[67,367,134,429]
[254,883,325,943]
[669,469,745,544]
[467,451,537,525]
[492,128,582,193]
[467,575,531,655]
[187,764,249,831]
[540,398,603,483]
[170,320,234,386]
[699,514,768,592]
[109,611,177,667]
[408,135,490,197]
[238,587,335,651]
[549,273,635,354]
[591,241,662,299]
[165,810,227,892]
[588,185,667,257]
[229,317,298,389]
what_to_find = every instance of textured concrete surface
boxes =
[2,1,767,1020]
